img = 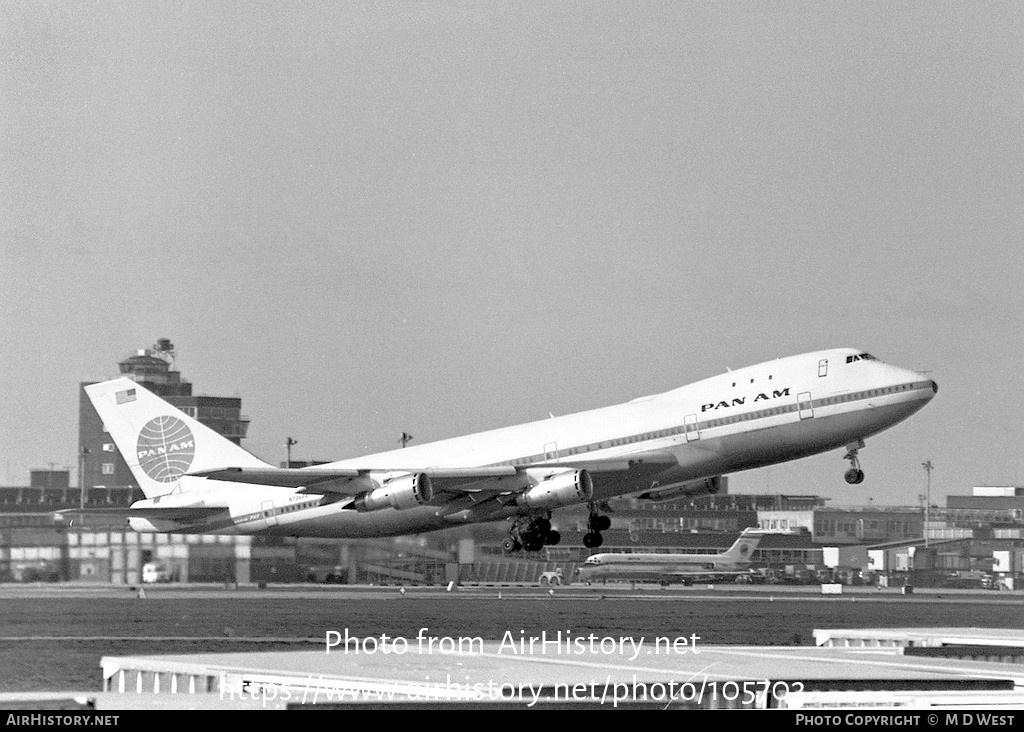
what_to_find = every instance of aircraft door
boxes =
[261,500,278,528]
[544,442,558,460]
[798,392,814,420]
[684,414,700,442]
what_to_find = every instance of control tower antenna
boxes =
[153,338,176,365]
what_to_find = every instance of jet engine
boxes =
[352,472,433,512]
[518,469,593,510]
[634,475,726,502]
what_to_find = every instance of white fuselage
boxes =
[576,554,752,583]
[131,348,936,537]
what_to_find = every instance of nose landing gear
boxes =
[843,440,866,484]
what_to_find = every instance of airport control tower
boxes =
[77,339,251,505]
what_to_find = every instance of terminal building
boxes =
[0,468,76,511]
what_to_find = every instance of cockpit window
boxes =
[846,353,876,364]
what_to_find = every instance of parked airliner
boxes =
[72,348,936,552]
[576,528,766,585]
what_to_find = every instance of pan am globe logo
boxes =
[136,416,196,483]
[738,543,750,556]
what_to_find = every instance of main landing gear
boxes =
[843,440,866,485]
[503,515,562,554]
[583,512,611,549]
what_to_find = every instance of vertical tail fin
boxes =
[85,377,271,498]
[722,529,765,560]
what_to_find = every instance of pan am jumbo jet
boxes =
[73,348,936,552]
[575,528,766,585]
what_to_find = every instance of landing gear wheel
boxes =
[844,469,865,485]
[842,440,866,485]
[522,535,545,552]
[545,530,561,546]
[583,532,604,549]
[589,514,611,532]
[502,537,522,554]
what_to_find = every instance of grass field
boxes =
[1,586,1022,692]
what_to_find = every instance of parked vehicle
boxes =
[539,569,564,586]
[141,562,171,583]
[306,565,347,583]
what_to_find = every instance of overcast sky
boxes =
[2,2,1022,506]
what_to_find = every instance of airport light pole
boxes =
[921,460,933,547]
[78,447,89,510]
[401,432,414,448]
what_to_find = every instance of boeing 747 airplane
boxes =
[72,348,936,552]
[576,529,766,585]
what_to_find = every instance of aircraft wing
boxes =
[189,451,679,496]
[188,466,519,495]
[190,465,516,489]
[56,506,228,521]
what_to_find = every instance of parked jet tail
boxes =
[722,529,767,561]
[85,378,271,498]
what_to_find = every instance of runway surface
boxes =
[2,584,1021,692]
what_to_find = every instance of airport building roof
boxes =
[96,629,1024,708]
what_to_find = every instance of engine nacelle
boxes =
[128,517,168,533]
[635,475,726,502]
[352,472,433,512]
[518,469,593,510]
